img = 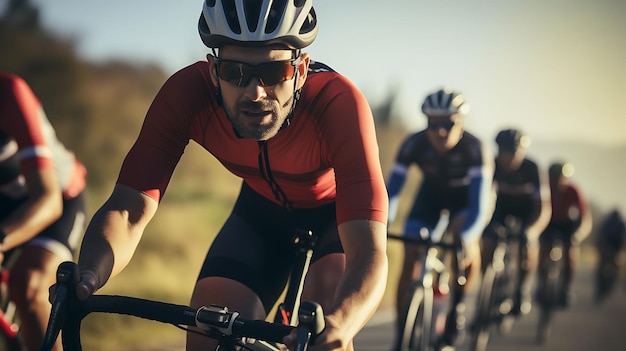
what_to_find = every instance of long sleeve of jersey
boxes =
[387,163,408,224]
[460,162,494,244]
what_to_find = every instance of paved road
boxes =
[354,265,626,351]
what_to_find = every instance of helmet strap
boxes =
[211,48,224,106]
[279,49,303,131]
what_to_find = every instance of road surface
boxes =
[354,265,626,351]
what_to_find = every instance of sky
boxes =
[27,0,626,147]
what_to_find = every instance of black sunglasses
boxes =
[427,120,456,131]
[212,56,301,87]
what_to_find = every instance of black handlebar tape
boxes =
[86,295,198,326]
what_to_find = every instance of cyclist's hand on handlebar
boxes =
[460,238,480,268]
[283,315,347,351]
[48,266,99,304]
[75,269,99,300]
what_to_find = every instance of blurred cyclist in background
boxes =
[594,208,625,303]
[0,72,87,351]
[480,128,551,316]
[537,161,592,307]
[387,88,494,349]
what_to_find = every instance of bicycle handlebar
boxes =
[388,232,468,288]
[40,261,325,351]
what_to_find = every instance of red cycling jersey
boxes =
[550,183,586,224]
[117,61,388,225]
[0,72,86,199]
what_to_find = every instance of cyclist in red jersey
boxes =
[537,162,592,307]
[0,72,87,351]
[70,1,388,351]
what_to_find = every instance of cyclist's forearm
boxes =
[78,184,157,290]
[0,169,63,251]
[525,198,551,240]
[573,209,593,244]
[330,252,387,341]
[329,220,388,340]
[78,211,139,286]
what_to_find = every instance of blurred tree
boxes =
[1,0,89,152]
[1,0,39,29]
[1,0,167,190]
[371,81,402,126]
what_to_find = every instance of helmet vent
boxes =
[300,7,316,34]
[266,0,288,34]
[244,0,263,33]
[223,0,242,34]
[293,0,306,7]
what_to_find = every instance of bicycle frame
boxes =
[536,236,565,344]
[0,269,18,334]
[0,265,21,351]
[389,231,465,351]
[470,217,525,351]
[491,218,526,317]
[274,229,317,327]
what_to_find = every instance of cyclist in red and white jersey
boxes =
[387,88,494,349]
[537,162,592,307]
[71,1,388,350]
[0,72,87,351]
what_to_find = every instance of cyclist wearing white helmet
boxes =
[71,1,389,351]
[387,88,494,349]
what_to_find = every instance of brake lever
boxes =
[40,261,79,350]
[295,301,325,351]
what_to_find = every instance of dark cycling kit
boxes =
[115,61,388,312]
[0,73,87,260]
[483,158,541,238]
[387,130,491,243]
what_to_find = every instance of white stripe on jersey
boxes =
[18,145,53,160]
[391,163,409,175]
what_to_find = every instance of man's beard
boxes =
[225,96,293,140]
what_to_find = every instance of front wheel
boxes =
[595,257,618,304]
[536,260,562,344]
[397,285,434,351]
[469,266,497,351]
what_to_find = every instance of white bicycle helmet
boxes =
[198,0,319,49]
[421,88,470,117]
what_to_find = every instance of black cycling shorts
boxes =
[0,191,86,263]
[198,183,343,313]
[539,223,576,247]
